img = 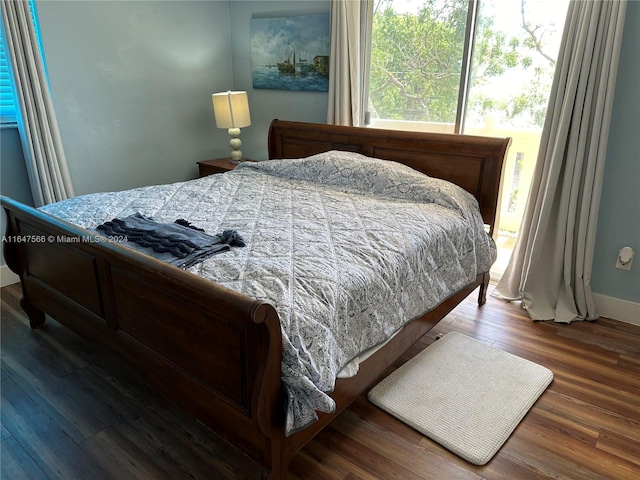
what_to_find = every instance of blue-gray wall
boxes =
[34,0,329,194]
[0,129,32,206]
[37,0,235,195]
[2,0,638,305]
[1,127,34,267]
[591,1,640,303]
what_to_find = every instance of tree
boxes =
[370,0,468,123]
[369,0,563,128]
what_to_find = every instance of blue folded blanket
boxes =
[96,213,245,268]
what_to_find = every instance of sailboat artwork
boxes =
[277,43,296,74]
[251,13,330,91]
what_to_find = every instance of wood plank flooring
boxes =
[1,282,639,479]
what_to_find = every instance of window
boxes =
[368,0,568,134]
[0,23,16,123]
[0,0,46,124]
[368,0,569,276]
[369,0,473,132]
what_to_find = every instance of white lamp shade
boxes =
[212,91,251,129]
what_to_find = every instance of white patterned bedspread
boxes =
[40,151,497,435]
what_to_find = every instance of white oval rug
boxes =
[367,331,554,465]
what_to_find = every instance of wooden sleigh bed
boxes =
[1,120,511,479]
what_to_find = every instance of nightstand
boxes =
[197,158,255,177]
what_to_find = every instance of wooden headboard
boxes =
[268,119,511,235]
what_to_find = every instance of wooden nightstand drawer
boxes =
[197,158,256,177]
[197,158,237,176]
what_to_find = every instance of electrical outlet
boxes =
[615,247,635,271]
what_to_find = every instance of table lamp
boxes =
[211,91,251,162]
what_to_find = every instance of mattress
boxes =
[40,150,497,434]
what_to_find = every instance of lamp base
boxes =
[230,150,243,162]
[228,128,243,162]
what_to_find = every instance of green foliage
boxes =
[369,0,559,128]
[370,0,468,123]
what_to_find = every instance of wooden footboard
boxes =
[1,196,285,476]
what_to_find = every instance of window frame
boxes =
[454,0,479,134]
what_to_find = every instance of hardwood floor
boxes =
[1,282,639,479]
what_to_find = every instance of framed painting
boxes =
[251,12,330,92]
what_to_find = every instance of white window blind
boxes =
[0,0,45,124]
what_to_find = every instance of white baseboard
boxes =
[593,293,640,326]
[0,265,20,287]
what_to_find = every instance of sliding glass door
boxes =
[368,0,569,277]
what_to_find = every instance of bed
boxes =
[1,119,511,479]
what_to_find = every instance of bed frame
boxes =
[1,120,510,479]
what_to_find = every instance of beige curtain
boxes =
[1,0,74,206]
[493,0,627,323]
[327,0,373,126]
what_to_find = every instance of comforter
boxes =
[40,151,497,434]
